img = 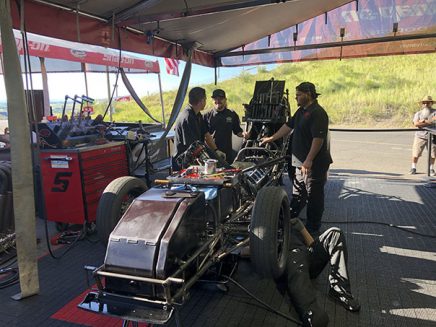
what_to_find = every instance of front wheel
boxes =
[250,186,290,279]
[96,176,148,245]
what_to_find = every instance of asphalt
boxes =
[330,130,436,181]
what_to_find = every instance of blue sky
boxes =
[0,57,259,102]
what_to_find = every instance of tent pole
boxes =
[105,66,113,121]
[157,72,165,127]
[82,63,89,97]
[39,57,50,117]
[0,0,40,299]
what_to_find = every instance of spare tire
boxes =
[96,176,148,245]
[250,186,290,279]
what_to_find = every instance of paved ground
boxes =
[0,131,435,327]
[330,130,432,179]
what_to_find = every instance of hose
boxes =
[0,267,19,289]
[223,275,303,326]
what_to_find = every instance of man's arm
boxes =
[412,110,435,128]
[302,137,324,174]
[414,118,435,128]
[232,112,245,138]
[204,132,218,151]
[237,131,249,138]
[205,132,227,160]
[260,123,292,144]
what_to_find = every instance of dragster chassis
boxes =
[79,150,291,325]
[79,78,293,325]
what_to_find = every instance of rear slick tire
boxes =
[96,176,148,245]
[250,186,290,279]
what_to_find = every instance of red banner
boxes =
[115,96,132,102]
[0,31,160,73]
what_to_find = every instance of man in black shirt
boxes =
[203,89,247,163]
[261,82,332,235]
[173,87,222,170]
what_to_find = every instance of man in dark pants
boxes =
[172,87,224,170]
[284,219,360,327]
[261,82,332,235]
[203,89,247,163]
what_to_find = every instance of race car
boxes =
[79,79,292,325]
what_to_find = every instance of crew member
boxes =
[173,87,223,170]
[203,89,247,163]
[284,219,360,327]
[261,82,332,236]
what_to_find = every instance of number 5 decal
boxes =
[52,172,73,192]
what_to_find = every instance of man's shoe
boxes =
[430,169,436,177]
[409,168,417,175]
[329,288,361,312]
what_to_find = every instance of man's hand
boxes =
[215,149,226,161]
[260,136,274,145]
[301,159,313,175]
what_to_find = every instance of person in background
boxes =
[203,89,247,163]
[91,114,104,126]
[409,95,436,175]
[173,87,224,170]
[0,127,10,148]
[261,82,332,236]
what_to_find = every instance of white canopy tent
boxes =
[0,0,435,299]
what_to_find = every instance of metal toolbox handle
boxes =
[45,156,73,161]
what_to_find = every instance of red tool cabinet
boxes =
[40,142,129,224]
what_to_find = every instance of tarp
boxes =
[0,30,160,73]
[7,0,435,68]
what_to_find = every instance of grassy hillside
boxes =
[92,53,436,128]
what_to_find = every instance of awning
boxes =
[7,0,436,68]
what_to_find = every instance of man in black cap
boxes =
[261,82,332,236]
[173,87,223,170]
[203,89,247,163]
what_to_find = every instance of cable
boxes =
[0,267,19,289]
[43,220,85,259]
[223,275,302,326]
[0,257,17,270]
[325,220,435,238]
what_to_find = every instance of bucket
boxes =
[204,159,217,174]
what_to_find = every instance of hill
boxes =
[68,53,436,128]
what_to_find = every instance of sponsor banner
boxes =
[0,31,160,73]
[221,0,436,66]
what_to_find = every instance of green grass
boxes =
[92,53,436,128]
